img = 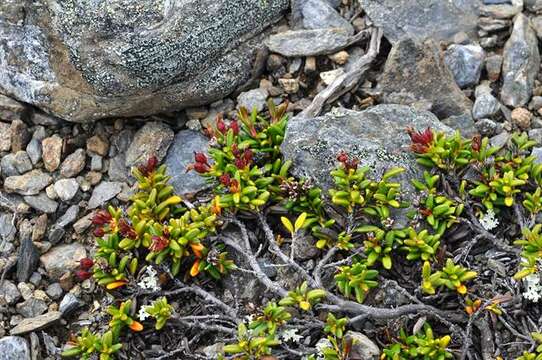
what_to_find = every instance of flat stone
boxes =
[164,130,210,196]
[476,118,503,136]
[301,0,354,34]
[500,14,540,107]
[10,120,30,152]
[360,0,479,43]
[40,243,86,280]
[0,336,30,360]
[87,181,123,209]
[16,298,48,318]
[526,0,542,11]
[485,54,503,82]
[12,151,33,174]
[125,122,174,167]
[56,205,79,228]
[473,93,500,119]
[4,170,52,196]
[60,149,86,178]
[41,135,63,172]
[0,213,16,244]
[266,28,351,57]
[0,94,28,121]
[45,283,63,300]
[59,293,82,315]
[345,331,380,359]
[480,0,523,18]
[25,126,46,165]
[379,39,474,127]
[53,178,79,201]
[23,193,58,214]
[444,44,485,88]
[0,153,20,178]
[10,311,62,336]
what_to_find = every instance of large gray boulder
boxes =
[0,0,289,122]
[359,0,480,43]
[378,39,475,135]
[281,105,452,196]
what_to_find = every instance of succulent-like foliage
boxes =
[108,300,143,333]
[381,323,453,360]
[142,297,173,330]
[355,225,406,269]
[62,329,122,360]
[514,225,542,280]
[399,228,441,262]
[334,260,379,303]
[278,281,326,311]
[421,260,477,295]
[222,322,281,359]
[515,333,542,360]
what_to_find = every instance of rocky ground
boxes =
[2,0,542,359]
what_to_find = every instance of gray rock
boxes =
[0,336,30,360]
[532,147,542,164]
[480,0,523,18]
[476,118,503,136]
[16,298,48,318]
[12,151,33,174]
[532,15,542,41]
[445,44,485,88]
[525,0,542,11]
[360,0,479,43]
[23,193,58,214]
[529,128,542,144]
[60,149,86,178]
[0,122,11,151]
[500,14,540,107]
[237,88,269,112]
[0,213,16,244]
[485,53,503,81]
[125,122,174,167]
[491,131,511,147]
[47,227,65,245]
[441,113,478,137]
[0,94,28,121]
[40,243,86,280]
[164,130,211,196]
[345,331,380,360]
[0,280,21,305]
[0,0,289,122]
[88,181,123,209]
[10,120,30,152]
[473,93,500,119]
[26,126,46,165]
[73,212,94,234]
[53,179,79,201]
[45,283,63,300]
[29,272,41,286]
[59,293,82,315]
[4,170,52,196]
[90,154,102,171]
[379,39,473,122]
[301,0,354,34]
[266,28,351,57]
[16,236,39,283]
[281,105,451,224]
[56,205,79,228]
[10,311,62,336]
[108,154,130,182]
[1,154,21,178]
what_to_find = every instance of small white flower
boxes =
[137,266,160,291]
[479,209,499,231]
[523,273,542,303]
[244,314,255,323]
[315,338,332,355]
[138,306,150,321]
[281,329,303,343]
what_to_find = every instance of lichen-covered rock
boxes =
[0,0,289,122]
[444,44,485,88]
[281,105,452,207]
[360,0,480,43]
[500,14,540,107]
[125,122,174,167]
[0,336,30,360]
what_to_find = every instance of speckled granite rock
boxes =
[0,0,289,122]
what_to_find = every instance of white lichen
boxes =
[138,305,150,321]
[479,209,499,231]
[137,266,160,291]
[523,273,542,303]
[281,329,302,343]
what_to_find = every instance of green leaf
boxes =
[281,217,294,234]
[294,212,308,232]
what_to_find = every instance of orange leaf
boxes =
[129,321,144,332]
[190,243,204,258]
[456,284,467,295]
[190,259,201,277]
[106,280,127,290]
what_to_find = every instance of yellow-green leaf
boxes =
[294,212,308,232]
[281,216,294,234]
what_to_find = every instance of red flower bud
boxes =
[119,219,137,240]
[243,149,253,164]
[79,258,94,270]
[219,174,231,186]
[150,236,169,252]
[229,179,240,193]
[93,227,105,237]
[75,270,92,281]
[194,152,209,165]
[471,135,481,152]
[193,162,210,174]
[138,156,159,177]
[216,116,227,134]
[234,158,246,169]
[230,120,240,135]
[337,151,348,163]
[231,143,240,157]
[410,143,430,154]
[92,210,112,225]
[407,127,433,146]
